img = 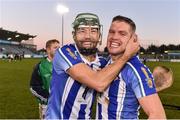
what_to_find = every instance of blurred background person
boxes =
[30,39,59,119]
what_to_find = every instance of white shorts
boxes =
[39,103,47,119]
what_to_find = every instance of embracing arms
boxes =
[67,34,139,92]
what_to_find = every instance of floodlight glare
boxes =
[56,3,69,46]
[164,51,168,53]
[15,35,20,37]
[57,4,69,14]
[7,37,11,40]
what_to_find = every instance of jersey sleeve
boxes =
[53,45,83,74]
[124,62,156,99]
[30,62,49,104]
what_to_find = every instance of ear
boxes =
[72,31,76,40]
[72,31,75,39]
[46,47,50,54]
[99,33,101,38]
[98,33,102,45]
[72,31,74,35]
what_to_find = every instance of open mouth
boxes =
[81,41,93,47]
[110,42,121,48]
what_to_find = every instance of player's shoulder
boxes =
[125,55,153,81]
[40,57,49,63]
[57,44,78,56]
[60,44,76,52]
[122,55,150,76]
[39,57,50,66]
[123,56,156,91]
[55,44,82,67]
[126,55,145,70]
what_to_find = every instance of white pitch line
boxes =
[160,93,180,97]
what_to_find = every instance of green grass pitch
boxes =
[0,59,180,118]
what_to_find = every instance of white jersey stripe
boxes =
[127,62,146,97]
[70,85,86,119]
[61,77,74,118]
[59,48,73,67]
[116,73,126,119]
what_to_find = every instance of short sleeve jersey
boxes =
[96,55,156,119]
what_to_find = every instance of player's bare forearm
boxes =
[67,34,139,92]
[67,58,127,92]
[139,94,166,119]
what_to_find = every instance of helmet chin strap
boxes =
[76,41,99,56]
[79,48,98,56]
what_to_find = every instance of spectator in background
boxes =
[30,39,59,119]
[143,57,147,64]
[8,53,14,62]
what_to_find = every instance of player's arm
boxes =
[67,56,127,92]
[138,94,166,119]
[67,34,139,92]
[30,63,49,103]
[126,61,166,119]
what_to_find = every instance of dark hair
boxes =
[46,39,59,48]
[112,15,136,32]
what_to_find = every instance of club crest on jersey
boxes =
[141,67,153,88]
[66,48,77,59]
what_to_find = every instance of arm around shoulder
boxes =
[67,56,128,92]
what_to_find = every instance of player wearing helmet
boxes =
[45,13,139,119]
[72,13,102,56]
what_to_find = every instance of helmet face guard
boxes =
[72,13,101,29]
[72,13,103,55]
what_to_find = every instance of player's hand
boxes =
[122,34,140,61]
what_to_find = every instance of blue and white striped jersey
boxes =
[45,44,107,119]
[96,55,156,119]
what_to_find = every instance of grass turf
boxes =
[0,59,180,118]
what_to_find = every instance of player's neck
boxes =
[83,54,96,62]
[47,56,53,61]
[111,54,123,61]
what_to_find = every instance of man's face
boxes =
[47,42,60,58]
[107,21,133,56]
[74,26,100,50]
